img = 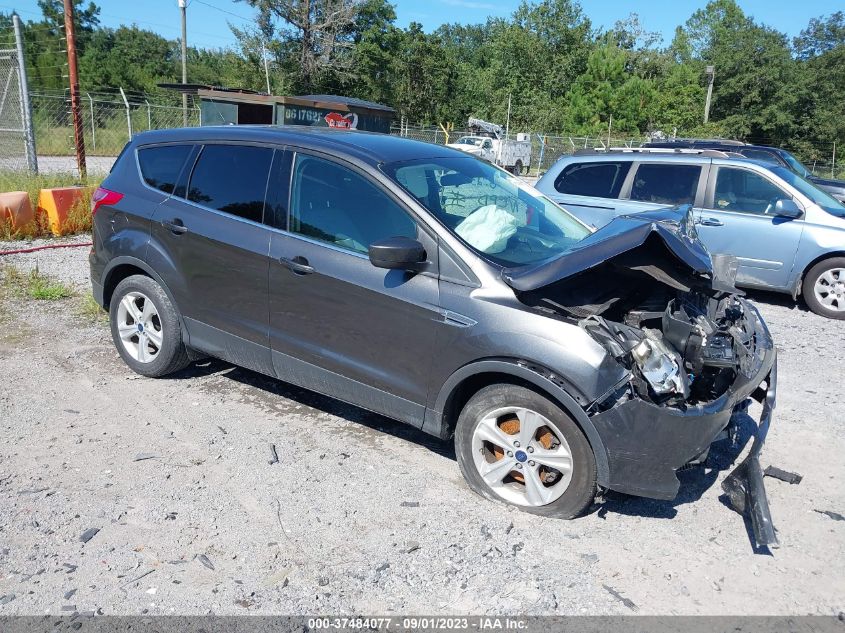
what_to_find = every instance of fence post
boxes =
[86,91,95,151]
[119,86,132,140]
[13,14,38,174]
[145,100,152,130]
[536,133,546,174]
[832,141,837,179]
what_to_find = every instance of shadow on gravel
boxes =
[166,358,457,460]
[596,412,758,522]
[742,288,809,313]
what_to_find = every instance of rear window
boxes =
[629,163,701,205]
[740,149,780,165]
[187,144,274,223]
[554,162,630,199]
[137,144,193,194]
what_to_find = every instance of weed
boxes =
[1,265,75,301]
[77,292,107,322]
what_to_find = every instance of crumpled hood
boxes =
[502,205,720,293]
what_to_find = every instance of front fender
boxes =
[424,358,613,488]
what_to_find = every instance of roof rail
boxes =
[573,147,733,158]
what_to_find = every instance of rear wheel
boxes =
[109,275,190,376]
[803,257,845,320]
[512,160,523,176]
[454,384,596,518]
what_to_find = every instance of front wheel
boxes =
[512,160,523,176]
[803,257,845,320]
[454,384,597,518]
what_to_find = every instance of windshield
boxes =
[771,166,845,218]
[382,156,592,266]
[456,137,483,147]
[780,150,812,178]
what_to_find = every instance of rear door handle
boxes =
[161,218,188,234]
[279,256,315,275]
[699,217,724,227]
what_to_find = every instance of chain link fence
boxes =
[0,45,27,172]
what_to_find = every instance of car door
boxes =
[694,165,805,291]
[543,160,633,228]
[147,142,277,375]
[266,150,442,425]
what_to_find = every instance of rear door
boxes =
[147,142,277,374]
[265,150,442,425]
[694,165,805,290]
[544,160,632,228]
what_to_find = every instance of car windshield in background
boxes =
[455,137,483,146]
[780,150,812,179]
[383,156,592,267]
[771,166,845,217]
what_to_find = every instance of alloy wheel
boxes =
[470,406,574,507]
[115,291,164,363]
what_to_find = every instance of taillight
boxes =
[91,187,124,215]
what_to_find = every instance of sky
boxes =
[1,0,841,50]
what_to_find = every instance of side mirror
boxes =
[773,198,802,219]
[368,236,426,271]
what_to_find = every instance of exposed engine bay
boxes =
[506,216,762,410]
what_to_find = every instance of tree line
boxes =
[2,0,843,163]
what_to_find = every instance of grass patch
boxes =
[77,292,107,322]
[1,265,75,301]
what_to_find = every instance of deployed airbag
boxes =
[455,205,519,254]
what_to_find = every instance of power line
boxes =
[192,0,252,23]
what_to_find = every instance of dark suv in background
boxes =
[643,139,845,203]
[88,127,779,545]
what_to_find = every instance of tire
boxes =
[512,160,523,176]
[109,274,190,377]
[454,384,597,518]
[802,257,845,320]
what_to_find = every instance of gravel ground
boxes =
[0,236,843,616]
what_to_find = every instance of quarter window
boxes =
[187,144,274,223]
[629,163,701,205]
[554,162,631,199]
[711,167,790,215]
[290,154,417,254]
[138,144,193,194]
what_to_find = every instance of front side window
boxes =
[138,144,193,194]
[187,144,274,223]
[711,167,789,215]
[629,163,701,205]
[384,156,591,267]
[553,162,631,199]
[290,154,417,254]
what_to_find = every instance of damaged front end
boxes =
[503,206,778,547]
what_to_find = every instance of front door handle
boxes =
[699,217,724,227]
[279,256,315,275]
[161,218,188,234]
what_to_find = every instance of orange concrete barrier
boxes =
[0,191,35,232]
[38,186,87,235]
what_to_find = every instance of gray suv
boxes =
[536,149,845,319]
[90,127,777,545]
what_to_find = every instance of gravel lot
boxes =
[0,236,843,616]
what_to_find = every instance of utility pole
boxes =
[13,14,38,174]
[703,65,715,124]
[179,0,188,127]
[63,0,86,178]
[261,39,271,94]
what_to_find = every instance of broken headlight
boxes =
[630,329,690,399]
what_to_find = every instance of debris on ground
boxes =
[764,466,803,485]
[814,509,845,522]
[404,540,420,554]
[196,554,215,570]
[79,528,100,543]
[133,453,160,462]
[400,501,419,508]
[268,444,279,465]
[602,584,639,612]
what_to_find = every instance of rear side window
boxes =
[554,162,630,199]
[187,144,274,223]
[138,144,193,194]
[630,163,701,205]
